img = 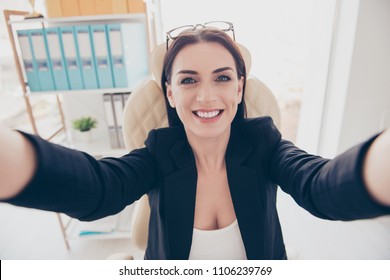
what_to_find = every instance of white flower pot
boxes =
[77,130,93,143]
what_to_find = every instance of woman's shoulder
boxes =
[143,125,192,175]
[236,116,278,129]
[144,125,186,151]
[234,116,282,146]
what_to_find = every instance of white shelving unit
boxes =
[9,13,147,25]
[59,203,137,241]
[4,8,158,249]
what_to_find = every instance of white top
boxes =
[188,219,247,260]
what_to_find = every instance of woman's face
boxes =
[166,42,244,140]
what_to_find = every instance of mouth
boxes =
[192,109,224,120]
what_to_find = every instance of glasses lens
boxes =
[166,21,235,49]
[168,25,195,39]
[204,21,232,31]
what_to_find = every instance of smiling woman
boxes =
[162,27,247,130]
[1,25,390,261]
[160,0,312,143]
[166,42,243,141]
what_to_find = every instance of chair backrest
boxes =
[122,43,281,251]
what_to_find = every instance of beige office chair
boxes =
[120,42,281,257]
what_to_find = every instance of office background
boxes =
[0,0,389,259]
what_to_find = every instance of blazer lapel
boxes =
[158,122,265,259]
[226,126,265,259]
[163,139,197,259]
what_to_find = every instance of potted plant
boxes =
[72,116,97,142]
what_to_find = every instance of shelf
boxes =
[57,131,128,159]
[26,87,133,96]
[4,7,157,250]
[61,203,136,241]
[8,13,146,25]
[25,76,152,96]
[70,138,128,159]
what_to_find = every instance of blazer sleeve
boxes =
[265,121,390,220]
[1,132,158,221]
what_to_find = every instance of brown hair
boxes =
[161,27,247,127]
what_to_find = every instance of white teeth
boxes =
[195,110,221,119]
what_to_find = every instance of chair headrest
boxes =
[150,42,252,89]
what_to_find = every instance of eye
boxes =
[180,77,196,84]
[216,75,231,82]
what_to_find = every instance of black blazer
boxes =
[4,117,390,259]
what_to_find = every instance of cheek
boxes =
[175,98,191,116]
[170,92,188,115]
[227,91,241,107]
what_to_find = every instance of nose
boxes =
[196,84,217,103]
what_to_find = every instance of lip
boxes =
[192,109,224,123]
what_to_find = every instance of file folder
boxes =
[60,26,84,90]
[46,0,62,18]
[61,0,80,17]
[95,0,112,15]
[17,30,40,92]
[30,29,55,91]
[75,25,98,89]
[91,24,114,88]
[45,27,69,90]
[125,22,149,88]
[121,92,131,147]
[127,0,145,13]
[113,93,125,148]
[78,0,96,16]
[107,24,126,88]
[122,92,131,106]
[107,22,149,89]
[112,0,128,14]
[103,93,119,148]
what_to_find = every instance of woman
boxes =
[1,26,390,260]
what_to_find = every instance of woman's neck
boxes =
[185,128,230,172]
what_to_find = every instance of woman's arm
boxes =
[0,123,158,221]
[363,129,390,206]
[0,123,37,199]
[263,116,390,221]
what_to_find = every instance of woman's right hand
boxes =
[0,122,37,199]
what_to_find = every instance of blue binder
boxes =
[90,24,114,88]
[30,29,55,91]
[107,22,149,89]
[59,26,84,90]
[106,24,126,88]
[16,30,40,92]
[75,25,98,89]
[44,27,69,90]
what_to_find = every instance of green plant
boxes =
[72,116,97,132]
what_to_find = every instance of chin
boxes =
[187,123,231,140]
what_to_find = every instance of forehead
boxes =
[172,42,237,73]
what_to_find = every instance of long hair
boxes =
[161,28,247,127]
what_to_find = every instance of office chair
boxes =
[110,42,281,259]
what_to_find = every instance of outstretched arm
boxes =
[363,129,390,206]
[265,114,390,221]
[0,122,158,221]
[0,123,37,199]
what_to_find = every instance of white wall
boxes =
[284,0,390,259]
[298,0,390,157]
[160,0,311,106]
[337,0,390,153]
[295,0,338,154]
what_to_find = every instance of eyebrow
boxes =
[213,66,234,73]
[176,67,234,75]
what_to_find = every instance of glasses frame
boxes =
[165,21,235,49]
